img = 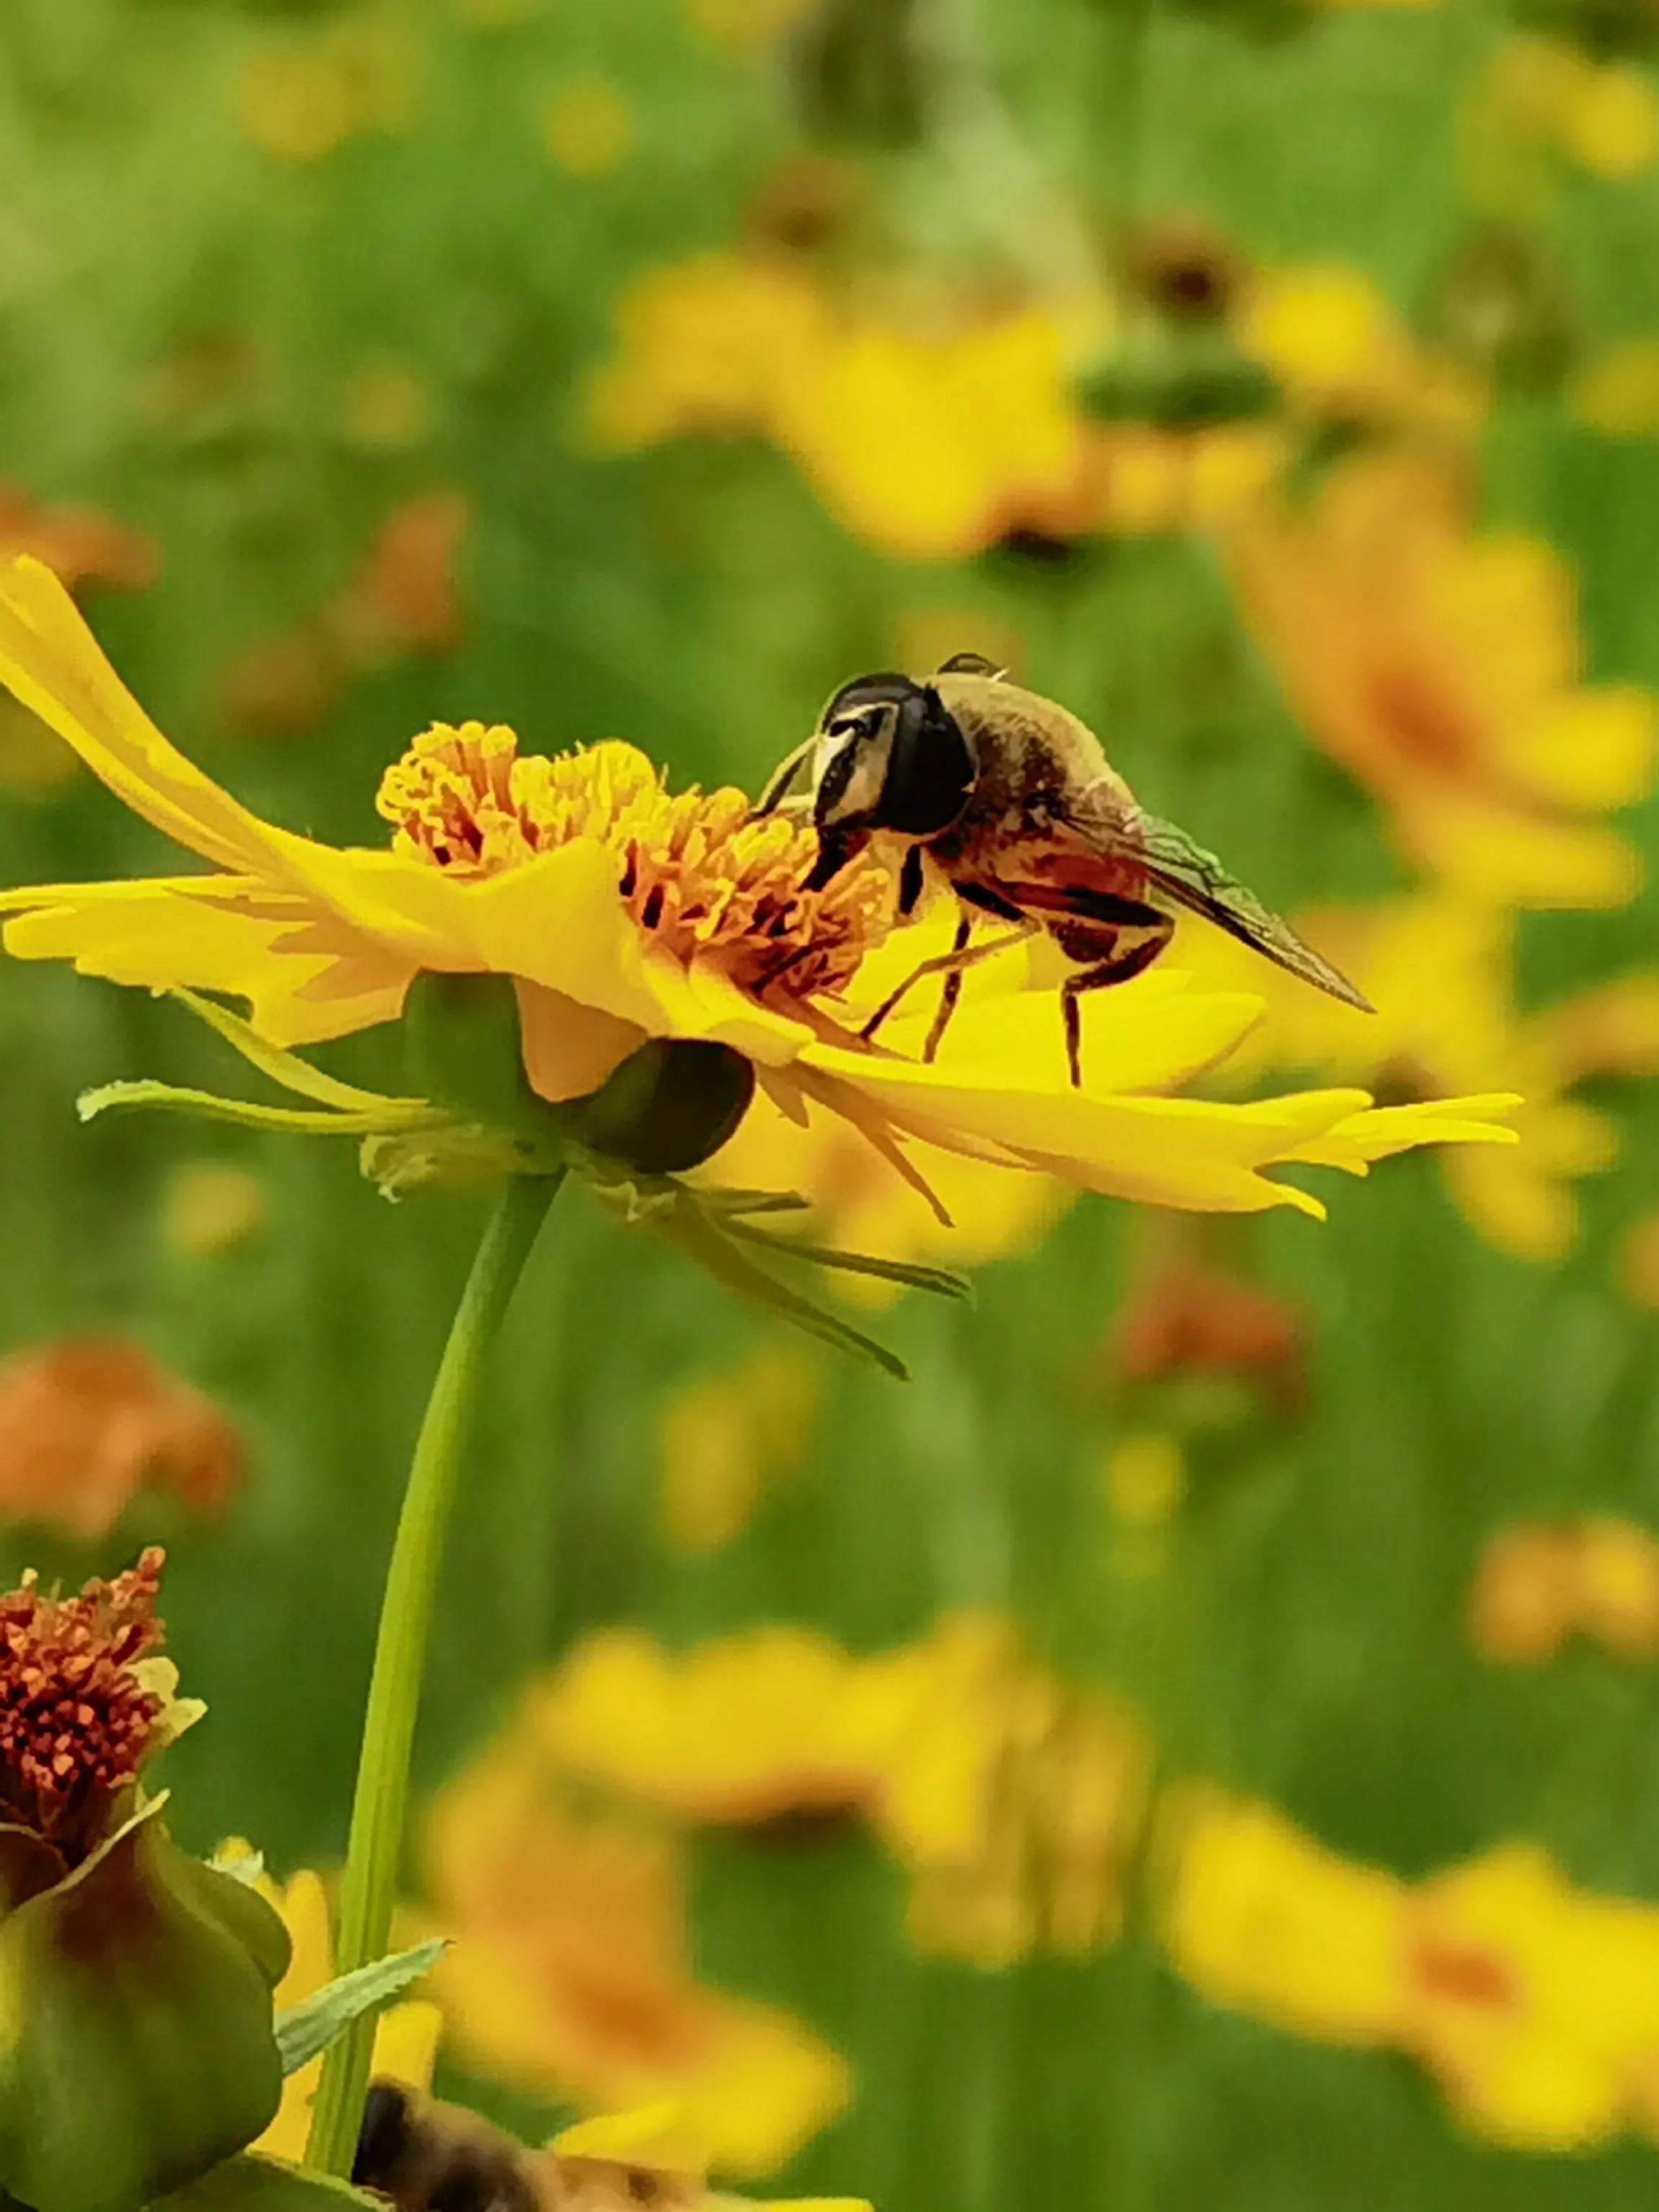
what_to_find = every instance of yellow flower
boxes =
[1570,337,1659,436]
[236,15,421,164]
[1161,1788,1408,2048]
[1408,1845,1659,2149]
[159,1160,269,1259]
[659,1343,822,1553]
[680,0,819,49]
[1227,452,1655,909]
[1471,1517,1659,1664]
[1166,893,1658,1263]
[1468,1522,1580,1664]
[0,555,1515,1232]
[423,1740,848,2177]
[519,1615,1149,1966]
[1238,266,1479,437]
[252,1864,441,2162]
[543,79,635,179]
[1162,1790,1659,2151]
[1486,35,1659,180]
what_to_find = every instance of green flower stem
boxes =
[306,1172,560,2178]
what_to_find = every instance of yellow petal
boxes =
[514,979,649,1103]
[371,1999,443,2094]
[552,2102,709,2175]
[1404,791,1643,910]
[0,877,411,1046]
[0,558,288,874]
[1508,688,1658,810]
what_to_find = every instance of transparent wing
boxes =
[1070,789,1373,1013]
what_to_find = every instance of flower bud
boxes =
[0,1553,290,2212]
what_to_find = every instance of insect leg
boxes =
[861,917,1040,1045]
[1058,919,1174,1088]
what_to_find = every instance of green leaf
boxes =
[274,1939,447,2078]
[154,2154,383,2212]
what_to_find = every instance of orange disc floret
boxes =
[377,725,892,998]
[0,1547,167,1864]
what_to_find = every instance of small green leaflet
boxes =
[153,2153,383,2212]
[274,1939,447,2078]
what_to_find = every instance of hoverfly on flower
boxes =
[757,654,1371,1087]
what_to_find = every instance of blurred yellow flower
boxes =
[237,16,421,164]
[1570,337,1659,436]
[341,361,439,451]
[518,1614,1149,1966]
[1472,1517,1659,1663]
[1104,1431,1187,1528]
[1469,1521,1580,1664]
[589,255,830,447]
[159,1160,269,1260]
[1238,265,1479,436]
[1161,1788,1407,2048]
[425,1739,849,2177]
[0,556,1514,1224]
[544,79,635,179]
[1487,35,1659,180]
[253,1864,441,2162]
[1228,452,1655,908]
[659,1343,822,1553]
[681,0,818,48]
[1162,1788,1659,2151]
[591,255,1091,559]
[1169,894,1659,1263]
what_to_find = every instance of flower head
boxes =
[424,1741,848,2177]
[1228,452,1656,908]
[0,1547,175,1868]
[0,1339,241,1539]
[0,554,1516,1284]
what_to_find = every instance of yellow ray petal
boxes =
[0,558,287,874]
[0,876,410,1045]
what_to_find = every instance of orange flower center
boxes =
[0,1547,167,1865]
[376,722,892,997]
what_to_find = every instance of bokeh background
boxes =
[9,0,1659,2205]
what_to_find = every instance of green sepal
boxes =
[0,1799,291,2212]
[152,2155,382,2212]
[274,1939,446,2078]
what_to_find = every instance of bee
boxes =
[757,654,1370,1086]
[354,2082,550,2212]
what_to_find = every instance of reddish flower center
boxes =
[0,1548,167,1865]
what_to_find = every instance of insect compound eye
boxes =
[879,684,974,836]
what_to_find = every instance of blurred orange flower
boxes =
[332,491,470,662]
[1162,1786,1659,2151]
[0,1340,241,1540]
[0,488,154,595]
[1471,1517,1659,1664]
[1109,1254,1306,1410]
[425,1738,850,2177]
[1228,452,1655,908]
